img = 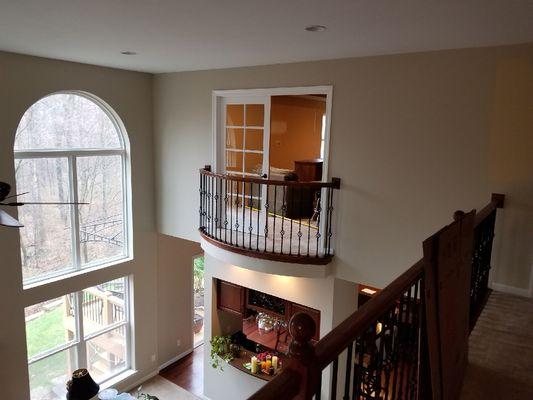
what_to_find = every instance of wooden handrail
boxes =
[314,258,425,368]
[248,369,302,400]
[474,193,504,227]
[200,166,341,189]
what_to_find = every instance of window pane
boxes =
[15,158,73,281]
[244,152,263,175]
[87,326,127,383]
[14,93,121,150]
[226,150,243,172]
[83,278,126,336]
[77,155,124,266]
[226,128,243,150]
[226,104,244,126]
[28,347,77,400]
[245,104,264,126]
[25,296,76,359]
[245,129,264,151]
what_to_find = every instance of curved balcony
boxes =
[199,166,340,265]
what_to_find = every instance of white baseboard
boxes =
[158,347,194,371]
[490,282,532,298]
[122,369,159,393]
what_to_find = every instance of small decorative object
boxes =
[272,355,279,371]
[250,356,259,374]
[98,388,118,399]
[209,335,234,370]
[66,369,100,400]
[229,342,241,358]
[136,386,159,399]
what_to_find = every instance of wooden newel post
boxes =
[287,312,320,400]
[204,164,212,172]
[453,210,465,221]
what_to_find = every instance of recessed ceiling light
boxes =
[120,51,137,55]
[305,25,327,32]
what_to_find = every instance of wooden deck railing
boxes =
[248,193,504,400]
[199,166,341,264]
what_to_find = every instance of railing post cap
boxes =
[453,210,465,221]
[289,312,316,344]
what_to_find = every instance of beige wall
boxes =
[157,234,202,365]
[0,51,160,397]
[154,43,533,293]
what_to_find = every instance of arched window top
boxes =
[14,92,124,151]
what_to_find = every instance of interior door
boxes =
[220,96,270,238]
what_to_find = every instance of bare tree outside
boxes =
[14,93,126,282]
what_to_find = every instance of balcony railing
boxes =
[199,166,341,264]
[248,193,504,400]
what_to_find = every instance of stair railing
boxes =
[247,193,504,400]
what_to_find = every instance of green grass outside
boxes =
[26,306,70,397]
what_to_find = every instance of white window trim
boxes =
[27,277,132,387]
[14,91,133,289]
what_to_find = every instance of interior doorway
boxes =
[193,254,205,347]
[212,86,332,251]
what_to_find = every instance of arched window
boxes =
[14,92,131,284]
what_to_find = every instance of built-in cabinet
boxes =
[216,279,320,344]
[217,280,246,315]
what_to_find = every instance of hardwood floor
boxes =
[160,344,204,398]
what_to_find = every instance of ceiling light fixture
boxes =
[120,51,137,55]
[305,25,327,32]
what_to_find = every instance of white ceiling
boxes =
[1,0,532,73]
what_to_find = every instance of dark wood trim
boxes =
[474,193,505,227]
[247,368,302,400]
[200,167,341,189]
[313,259,425,368]
[200,229,333,265]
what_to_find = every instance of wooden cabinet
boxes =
[290,303,321,341]
[217,280,245,316]
[294,159,323,182]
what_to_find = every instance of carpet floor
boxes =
[460,290,533,399]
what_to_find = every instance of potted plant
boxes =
[210,335,234,370]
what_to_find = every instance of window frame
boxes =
[14,91,132,288]
[26,276,132,392]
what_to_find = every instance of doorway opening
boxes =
[193,254,205,347]
[212,87,332,253]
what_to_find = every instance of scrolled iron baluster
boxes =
[280,186,286,254]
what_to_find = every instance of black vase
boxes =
[66,369,100,400]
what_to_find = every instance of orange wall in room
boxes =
[269,96,325,170]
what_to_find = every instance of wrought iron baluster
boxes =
[256,182,260,251]
[272,186,277,253]
[214,177,219,240]
[242,182,246,248]
[297,187,303,256]
[307,192,312,257]
[264,184,269,252]
[289,185,294,255]
[331,357,338,400]
[280,186,286,254]
[326,187,334,256]
[230,180,233,246]
[397,286,413,399]
[315,190,322,257]
[199,172,203,228]
[235,181,240,247]
[344,342,353,400]
[224,179,228,244]
[249,182,253,250]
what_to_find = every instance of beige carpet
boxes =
[130,375,201,400]
[460,291,533,399]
